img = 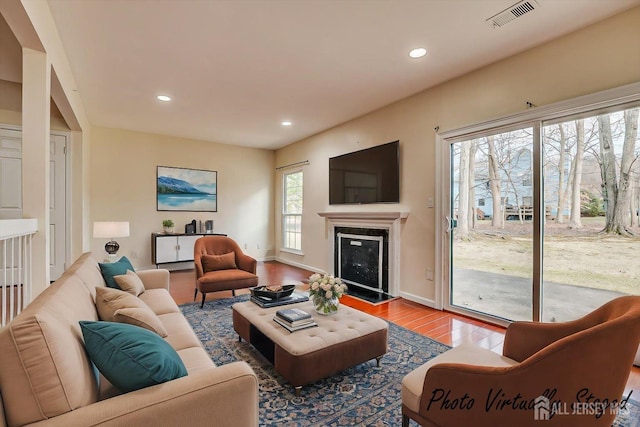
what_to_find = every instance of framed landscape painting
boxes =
[157,166,217,212]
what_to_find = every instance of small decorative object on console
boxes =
[308,273,347,315]
[162,220,174,234]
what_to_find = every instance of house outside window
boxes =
[283,170,303,252]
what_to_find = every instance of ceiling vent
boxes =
[486,0,540,29]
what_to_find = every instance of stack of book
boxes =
[273,308,317,332]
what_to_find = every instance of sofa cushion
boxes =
[99,256,135,289]
[95,287,167,336]
[114,307,168,337]
[157,312,203,350]
[79,321,188,393]
[139,288,181,315]
[114,270,146,296]
[202,252,237,272]
[176,347,217,373]
[401,343,518,413]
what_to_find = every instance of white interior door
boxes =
[0,126,67,280]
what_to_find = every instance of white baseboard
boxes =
[398,291,440,310]
[257,255,276,262]
[274,257,325,275]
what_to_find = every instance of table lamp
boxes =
[93,221,130,259]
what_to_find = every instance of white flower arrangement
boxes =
[308,273,347,314]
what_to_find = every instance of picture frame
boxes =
[157,166,217,212]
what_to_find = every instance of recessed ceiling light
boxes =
[157,95,171,102]
[409,48,427,59]
[281,121,292,126]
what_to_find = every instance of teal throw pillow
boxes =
[79,321,187,393]
[99,256,135,289]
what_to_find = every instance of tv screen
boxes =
[329,140,400,205]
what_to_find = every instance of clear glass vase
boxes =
[313,295,340,315]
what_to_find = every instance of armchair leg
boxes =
[193,288,198,301]
[200,293,206,308]
[232,289,236,297]
[402,413,410,427]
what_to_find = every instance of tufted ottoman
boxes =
[232,300,388,393]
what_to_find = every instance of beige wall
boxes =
[274,6,640,304]
[0,12,21,83]
[0,81,69,130]
[89,126,276,269]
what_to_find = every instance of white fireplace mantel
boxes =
[318,210,409,297]
[317,211,409,221]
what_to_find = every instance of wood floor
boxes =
[168,261,639,397]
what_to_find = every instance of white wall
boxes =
[89,126,276,269]
[274,6,640,304]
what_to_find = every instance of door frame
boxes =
[435,82,640,326]
[51,129,72,278]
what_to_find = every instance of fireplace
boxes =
[318,211,409,300]
[335,227,388,294]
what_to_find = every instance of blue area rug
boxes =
[180,296,640,426]
[180,295,450,425]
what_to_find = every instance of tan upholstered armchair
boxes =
[402,296,640,427]
[194,236,259,307]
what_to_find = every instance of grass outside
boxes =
[453,217,640,295]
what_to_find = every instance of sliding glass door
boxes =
[449,126,535,321]
[445,102,640,323]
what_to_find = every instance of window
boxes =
[282,171,303,252]
[441,83,640,326]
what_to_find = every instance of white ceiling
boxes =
[45,0,639,150]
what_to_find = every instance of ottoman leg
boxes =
[294,386,302,397]
[402,413,410,427]
[376,356,383,367]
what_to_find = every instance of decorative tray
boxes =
[250,284,296,301]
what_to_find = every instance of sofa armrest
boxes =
[26,362,258,427]
[136,269,170,290]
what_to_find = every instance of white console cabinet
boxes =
[151,233,225,265]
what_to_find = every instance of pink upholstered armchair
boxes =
[194,236,259,307]
[402,296,640,427]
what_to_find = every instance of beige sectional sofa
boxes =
[0,253,258,427]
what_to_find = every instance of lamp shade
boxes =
[93,222,130,238]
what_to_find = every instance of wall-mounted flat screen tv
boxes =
[329,140,400,205]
